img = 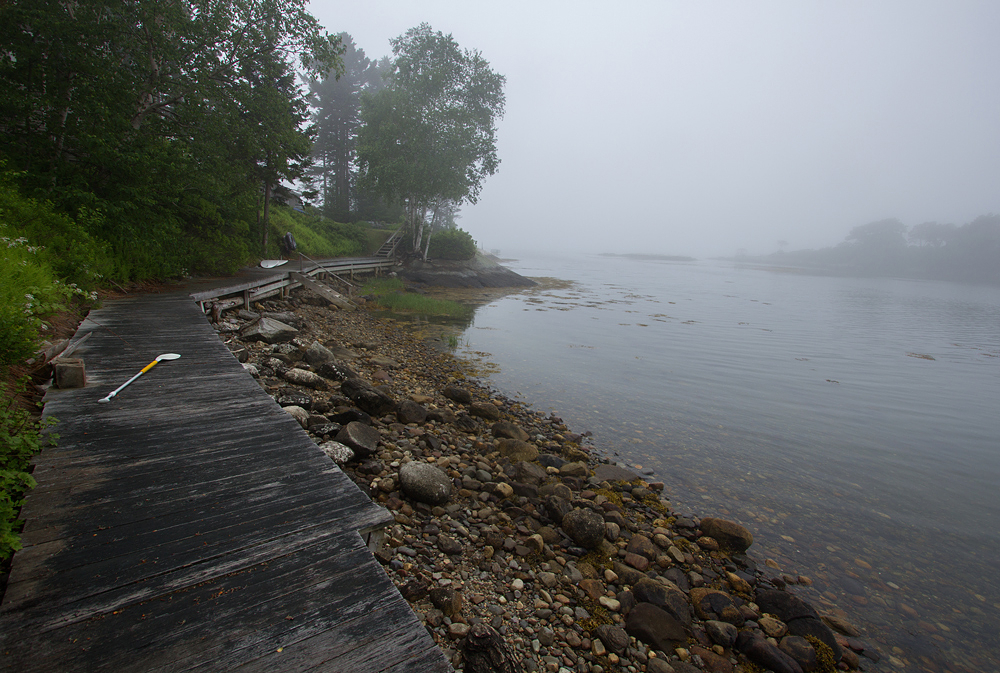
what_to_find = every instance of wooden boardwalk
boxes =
[0,291,451,672]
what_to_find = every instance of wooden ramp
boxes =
[0,293,450,672]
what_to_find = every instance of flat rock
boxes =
[304,340,336,365]
[593,624,629,655]
[755,589,819,622]
[593,463,639,483]
[335,421,380,459]
[241,317,298,344]
[396,399,428,424]
[690,588,745,626]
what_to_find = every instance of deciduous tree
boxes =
[357,23,504,258]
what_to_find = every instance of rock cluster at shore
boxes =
[215,289,883,673]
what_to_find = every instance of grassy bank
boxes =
[360,278,471,317]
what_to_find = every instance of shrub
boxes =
[1,381,57,561]
[427,228,476,260]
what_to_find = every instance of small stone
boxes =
[448,622,470,639]
[598,596,621,612]
[759,615,788,638]
[282,405,310,428]
[429,587,463,617]
[318,440,354,465]
[437,534,464,555]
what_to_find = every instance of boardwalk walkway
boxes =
[0,288,451,671]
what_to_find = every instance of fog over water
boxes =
[310,0,1000,257]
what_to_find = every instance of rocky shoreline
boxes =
[213,285,884,673]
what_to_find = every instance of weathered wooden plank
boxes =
[0,286,440,673]
[289,273,356,311]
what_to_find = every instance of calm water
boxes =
[445,253,1000,672]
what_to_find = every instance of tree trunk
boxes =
[261,180,273,254]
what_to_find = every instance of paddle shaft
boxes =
[102,359,159,402]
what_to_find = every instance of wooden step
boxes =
[290,273,356,311]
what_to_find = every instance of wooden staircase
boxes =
[373,228,403,258]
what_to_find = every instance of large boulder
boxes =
[699,517,754,552]
[469,401,501,421]
[335,421,380,460]
[625,603,688,652]
[304,340,336,365]
[497,439,538,462]
[442,384,472,404]
[241,317,298,344]
[632,578,691,625]
[561,508,606,549]
[340,378,396,416]
[399,461,452,505]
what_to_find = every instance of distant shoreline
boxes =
[599,253,697,262]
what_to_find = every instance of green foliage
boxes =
[0,0,341,279]
[1,381,57,561]
[427,228,477,260]
[267,207,369,258]
[357,23,505,255]
[0,231,92,367]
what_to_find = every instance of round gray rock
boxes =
[561,508,606,549]
[399,461,452,505]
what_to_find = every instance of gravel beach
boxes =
[213,286,882,673]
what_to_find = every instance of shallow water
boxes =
[421,253,1000,672]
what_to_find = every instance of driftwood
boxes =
[462,622,523,673]
[210,297,244,322]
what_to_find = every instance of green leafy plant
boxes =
[1,381,57,561]
[427,228,476,260]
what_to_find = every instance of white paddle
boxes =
[98,353,181,403]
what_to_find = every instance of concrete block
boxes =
[53,357,86,389]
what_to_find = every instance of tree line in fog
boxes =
[763,215,1000,285]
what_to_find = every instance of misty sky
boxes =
[309,1,1000,257]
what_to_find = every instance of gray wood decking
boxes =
[0,292,450,672]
